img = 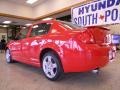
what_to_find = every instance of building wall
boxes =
[33,0,86,18]
[0,0,86,18]
[0,0,120,36]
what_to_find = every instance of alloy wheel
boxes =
[43,55,58,79]
[5,49,11,63]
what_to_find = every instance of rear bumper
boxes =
[84,48,109,70]
[62,44,110,73]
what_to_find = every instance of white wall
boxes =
[33,0,86,18]
[0,0,33,18]
[107,24,120,34]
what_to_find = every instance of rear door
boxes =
[23,22,52,66]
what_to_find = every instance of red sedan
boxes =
[5,20,114,81]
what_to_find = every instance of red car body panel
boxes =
[6,20,112,73]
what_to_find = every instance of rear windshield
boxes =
[59,21,81,30]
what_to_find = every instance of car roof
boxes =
[32,19,56,26]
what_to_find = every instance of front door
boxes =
[10,39,22,60]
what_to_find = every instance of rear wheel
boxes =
[42,52,63,81]
[5,49,13,63]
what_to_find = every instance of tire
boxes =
[42,51,63,81]
[5,49,13,63]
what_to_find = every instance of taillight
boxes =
[76,31,95,44]
[105,34,112,44]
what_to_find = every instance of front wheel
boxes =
[5,49,13,63]
[42,52,63,81]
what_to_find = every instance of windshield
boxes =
[59,21,81,30]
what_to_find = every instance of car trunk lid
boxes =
[86,26,110,44]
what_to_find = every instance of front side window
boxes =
[30,23,51,37]
[15,27,29,40]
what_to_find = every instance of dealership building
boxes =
[0,0,120,90]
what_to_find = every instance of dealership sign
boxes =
[71,0,120,27]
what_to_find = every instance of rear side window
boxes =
[30,23,51,37]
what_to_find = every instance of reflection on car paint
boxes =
[30,40,39,46]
